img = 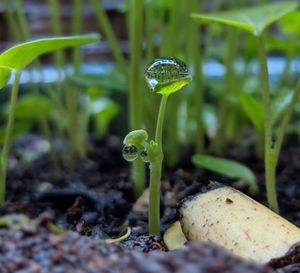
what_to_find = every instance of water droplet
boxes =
[122,144,138,161]
[141,149,150,163]
[144,57,191,92]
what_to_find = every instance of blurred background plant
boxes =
[0,0,300,201]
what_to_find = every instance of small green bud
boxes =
[123,129,148,146]
[147,140,163,162]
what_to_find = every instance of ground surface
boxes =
[0,134,299,273]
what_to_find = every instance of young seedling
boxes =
[0,34,100,203]
[123,57,192,235]
[192,1,299,212]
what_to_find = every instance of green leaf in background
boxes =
[265,35,295,53]
[0,66,11,89]
[14,95,53,119]
[89,97,119,136]
[203,104,218,138]
[87,86,105,99]
[69,70,126,92]
[0,122,31,145]
[240,92,264,133]
[192,154,258,194]
[0,34,100,87]
[271,89,293,126]
[279,10,300,34]
[191,1,298,36]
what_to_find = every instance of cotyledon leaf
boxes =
[0,34,100,89]
[191,1,298,36]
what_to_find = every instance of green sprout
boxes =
[0,34,100,204]
[123,57,192,235]
[192,1,299,213]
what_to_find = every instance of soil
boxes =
[0,133,300,273]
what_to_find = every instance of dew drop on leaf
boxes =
[141,149,150,163]
[122,144,138,162]
[144,57,190,92]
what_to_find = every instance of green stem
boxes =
[210,28,237,154]
[13,0,61,174]
[148,160,162,235]
[155,95,169,146]
[273,79,300,160]
[149,94,169,235]
[90,0,127,76]
[129,0,145,198]
[0,71,21,203]
[72,0,82,74]
[190,0,204,154]
[15,0,30,38]
[145,1,154,63]
[164,0,181,166]
[256,35,278,213]
[3,0,22,41]
[48,0,65,73]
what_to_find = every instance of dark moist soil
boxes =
[0,133,300,273]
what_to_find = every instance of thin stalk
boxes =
[143,0,157,138]
[72,0,82,74]
[67,0,87,161]
[190,0,204,154]
[145,1,154,63]
[0,71,21,203]
[129,0,145,198]
[210,28,237,154]
[47,0,72,166]
[164,0,181,167]
[90,0,127,76]
[15,0,30,38]
[273,79,300,160]
[14,0,60,174]
[48,0,65,73]
[256,35,279,213]
[155,95,169,147]
[3,0,22,41]
[149,94,169,235]
[277,28,300,88]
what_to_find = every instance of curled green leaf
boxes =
[123,129,148,146]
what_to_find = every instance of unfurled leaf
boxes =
[87,86,105,99]
[69,70,126,92]
[192,154,258,193]
[14,95,53,119]
[0,122,31,144]
[279,10,300,34]
[191,2,298,36]
[0,34,100,71]
[240,92,264,133]
[90,97,119,136]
